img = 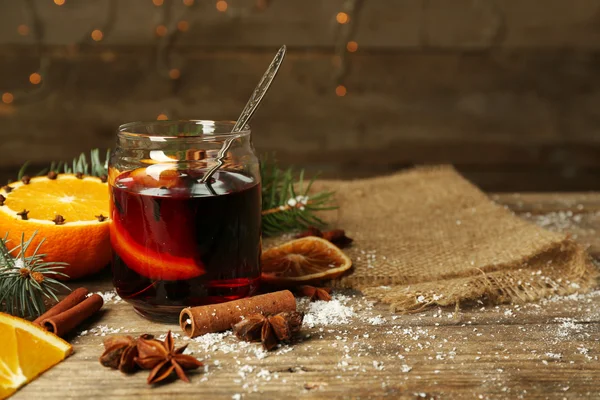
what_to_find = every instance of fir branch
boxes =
[41,149,109,177]
[0,232,70,319]
[260,158,337,236]
[20,150,337,237]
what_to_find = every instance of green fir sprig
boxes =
[18,149,110,180]
[20,150,337,236]
[0,233,70,319]
[260,160,337,236]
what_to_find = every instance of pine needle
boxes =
[0,232,70,319]
[260,157,336,236]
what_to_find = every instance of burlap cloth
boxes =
[311,166,598,312]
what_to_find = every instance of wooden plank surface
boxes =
[2,48,600,161]
[3,1,600,191]
[11,192,600,399]
[2,0,600,49]
[3,47,600,191]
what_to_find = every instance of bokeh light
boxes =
[177,20,189,32]
[335,85,347,97]
[216,1,228,12]
[2,93,14,104]
[346,41,358,52]
[29,73,42,85]
[336,12,349,24]
[17,25,29,36]
[156,25,167,37]
[91,29,104,42]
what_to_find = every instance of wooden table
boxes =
[14,193,600,400]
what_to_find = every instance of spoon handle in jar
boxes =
[200,45,287,184]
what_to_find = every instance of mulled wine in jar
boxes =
[109,120,261,322]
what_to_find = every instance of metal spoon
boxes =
[200,45,287,184]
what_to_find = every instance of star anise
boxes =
[135,331,203,384]
[231,314,265,342]
[99,334,154,373]
[297,285,332,302]
[295,227,353,248]
[232,311,304,351]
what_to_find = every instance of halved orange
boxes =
[0,312,72,399]
[0,174,110,280]
[261,237,352,285]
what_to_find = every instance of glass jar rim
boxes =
[118,120,250,140]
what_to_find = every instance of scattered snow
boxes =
[303,297,355,328]
[94,290,123,304]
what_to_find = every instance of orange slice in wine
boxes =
[110,219,205,281]
[261,237,352,285]
[129,166,181,188]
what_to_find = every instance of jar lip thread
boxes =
[118,120,250,140]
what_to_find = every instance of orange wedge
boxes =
[0,174,110,280]
[261,237,352,285]
[0,313,72,399]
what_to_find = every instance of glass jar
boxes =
[109,120,261,322]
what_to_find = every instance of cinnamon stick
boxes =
[180,290,296,338]
[33,287,89,325]
[41,294,104,337]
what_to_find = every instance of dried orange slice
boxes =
[0,312,72,399]
[0,174,110,280]
[261,237,352,284]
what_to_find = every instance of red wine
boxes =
[110,168,261,321]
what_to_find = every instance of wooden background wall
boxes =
[1,0,600,191]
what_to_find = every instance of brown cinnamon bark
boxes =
[180,290,296,338]
[41,294,104,337]
[33,287,89,325]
